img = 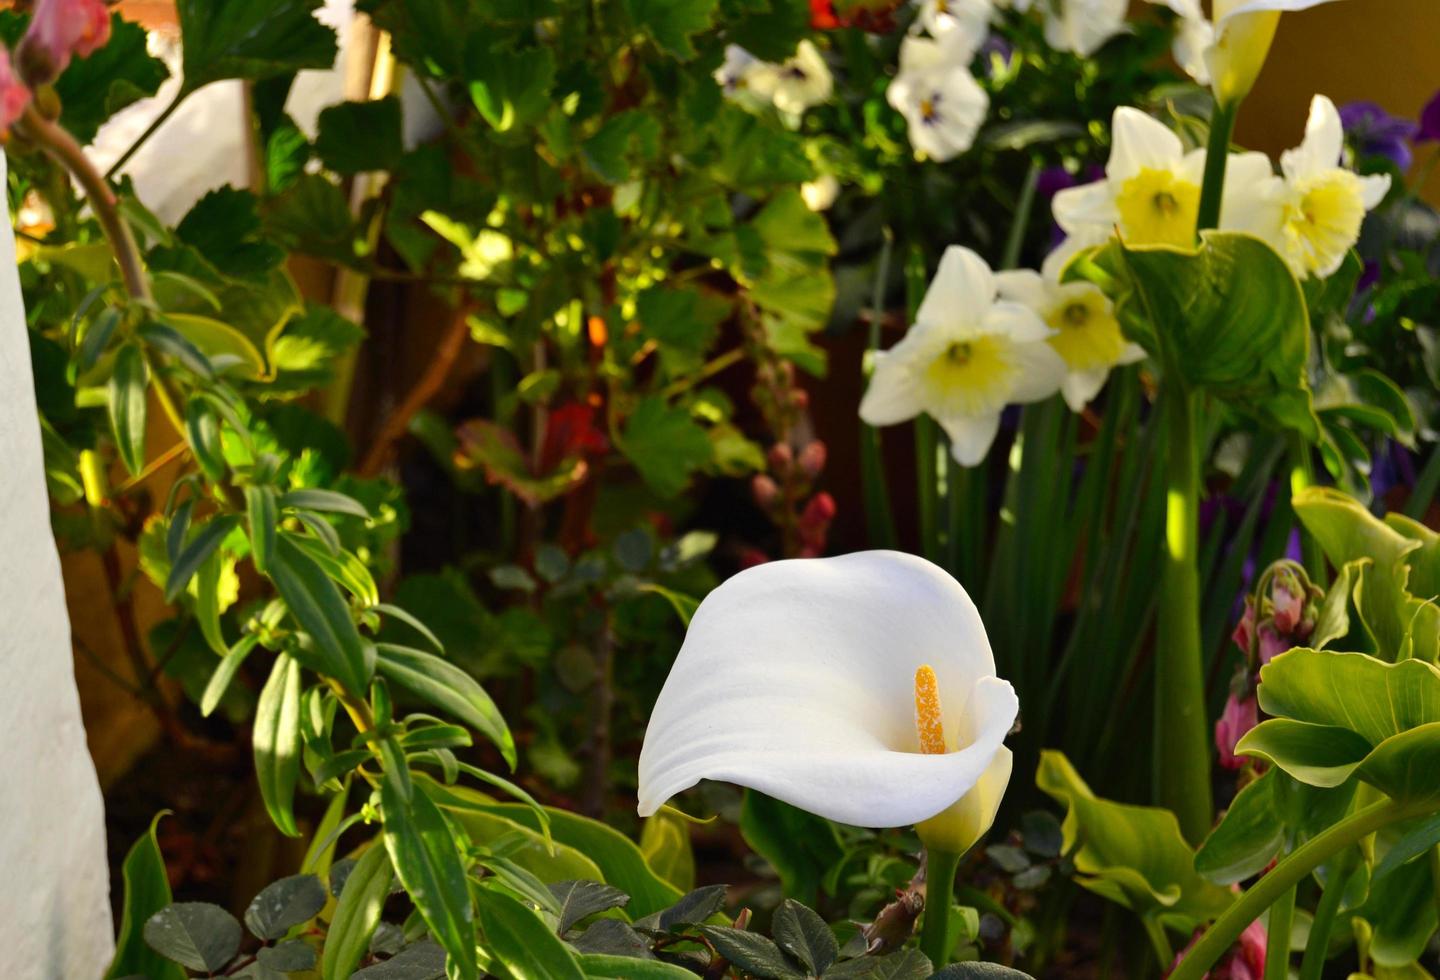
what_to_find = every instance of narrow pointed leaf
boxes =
[375,643,514,769]
[268,535,372,695]
[254,653,303,836]
[322,842,392,980]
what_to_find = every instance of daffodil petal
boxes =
[938,412,1002,466]
[860,345,927,426]
[1006,341,1067,403]
[1107,107,1185,184]
[917,246,996,328]
[637,552,1018,828]
[1282,95,1343,178]
[1060,368,1110,412]
[1051,182,1117,237]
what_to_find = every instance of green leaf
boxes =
[108,343,148,475]
[254,653,304,837]
[54,15,169,143]
[247,484,278,574]
[1254,649,1440,745]
[322,842,393,980]
[821,949,933,979]
[374,602,445,654]
[76,307,122,374]
[549,880,630,934]
[382,782,478,978]
[624,0,718,59]
[620,398,712,498]
[656,884,728,932]
[284,531,379,606]
[1236,718,1374,788]
[244,874,327,940]
[268,535,373,695]
[278,488,370,519]
[1035,751,1233,928]
[696,926,803,979]
[475,886,587,980]
[1362,856,1436,968]
[1063,232,1316,439]
[928,965,1037,979]
[177,0,337,92]
[176,187,285,281]
[469,46,556,133]
[578,953,697,978]
[257,939,318,972]
[572,921,653,959]
[316,97,404,174]
[375,643,514,768]
[773,899,838,975]
[352,941,447,978]
[201,634,259,717]
[165,514,241,602]
[106,813,186,980]
[1195,767,1285,885]
[582,109,661,184]
[739,790,844,908]
[143,903,243,973]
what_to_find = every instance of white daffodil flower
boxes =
[1041,0,1130,58]
[748,40,834,117]
[1051,107,1274,249]
[1230,95,1390,279]
[886,35,990,163]
[637,551,1018,855]
[996,251,1146,412]
[1155,0,1350,104]
[914,0,993,43]
[860,246,1064,465]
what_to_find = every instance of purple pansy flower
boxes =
[1339,101,1418,171]
[1419,89,1440,144]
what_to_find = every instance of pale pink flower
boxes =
[0,49,32,133]
[19,0,111,84]
[1215,693,1258,770]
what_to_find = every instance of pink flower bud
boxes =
[1269,568,1305,634]
[1231,597,1255,656]
[767,442,793,474]
[798,440,827,478]
[737,546,770,570]
[800,491,837,526]
[751,474,779,509]
[18,0,110,86]
[0,50,31,133]
[790,388,810,410]
[1215,692,1258,770]
[1257,624,1289,665]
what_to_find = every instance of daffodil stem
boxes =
[1196,101,1237,235]
[1170,799,1426,980]
[1156,384,1213,842]
[1262,883,1295,980]
[920,848,961,968]
[861,228,898,550]
[906,245,942,563]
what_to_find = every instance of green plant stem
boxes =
[917,417,940,563]
[1405,442,1440,520]
[104,92,188,180]
[1298,856,1355,980]
[860,230,898,550]
[1262,883,1295,980]
[1170,799,1427,980]
[1288,433,1326,586]
[1142,916,1174,970]
[1156,384,1213,842]
[920,848,962,968]
[1196,102,1237,235]
[1001,160,1043,271]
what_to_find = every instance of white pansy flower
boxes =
[1042,0,1130,57]
[886,35,990,163]
[996,250,1146,412]
[801,174,840,211]
[1051,107,1274,249]
[748,40,834,116]
[860,246,1064,465]
[638,550,1018,856]
[1231,95,1390,279]
[714,44,760,95]
[914,0,993,43]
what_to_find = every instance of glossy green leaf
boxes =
[374,602,444,653]
[476,885,586,980]
[375,643,514,768]
[623,0,717,59]
[76,307,122,374]
[185,398,226,482]
[1195,769,1285,885]
[620,397,712,499]
[822,949,934,979]
[284,531,379,606]
[254,653,303,837]
[322,841,393,980]
[244,873,326,940]
[468,46,555,133]
[278,488,371,519]
[548,880,630,934]
[108,342,148,475]
[1235,718,1374,787]
[106,813,186,980]
[164,514,240,602]
[201,633,258,717]
[1035,751,1232,928]
[437,792,604,886]
[1063,232,1316,438]
[246,484,278,574]
[579,953,696,979]
[1362,856,1436,967]
[143,903,242,972]
[268,534,373,695]
[773,899,838,975]
[316,96,404,174]
[177,0,337,92]
[1255,649,1440,744]
[696,926,803,979]
[382,782,478,979]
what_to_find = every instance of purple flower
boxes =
[1420,89,1440,143]
[1340,101,1418,171]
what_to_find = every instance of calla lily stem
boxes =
[1262,883,1295,980]
[1170,798,1428,980]
[1196,102,1237,235]
[920,847,962,968]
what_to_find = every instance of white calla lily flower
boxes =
[1041,0,1131,58]
[1051,107,1274,249]
[637,551,1018,855]
[1156,0,1349,104]
[860,246,1064,465]
[886,34,990,163]
[996,251,1146,413]
[1230,95,1390,279]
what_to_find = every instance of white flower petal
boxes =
[637,552,1017,827]
[1218,0,1346,22]
[860,347,927,426]
[983,300,1052,344]
[1360,173,1392,209]
[1282,94,1343,179]
[1007,341,1067,403]
[1060,367,1110,412]
[938,412,1003,465]
[917,246,996,328]
[1107,107,1185,183]
[994,269,1049,311]
[1051,181,1117,237]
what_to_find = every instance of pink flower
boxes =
[1270,570,1305,634]
[798,440,827,478]
[751,474,780,509]
[1215,693,1258,770]
[0,49,31,133]
[18,0,111,85]
[1169,913,1267,979]
[1258,624,1289,665]
[1231,598,1256,656]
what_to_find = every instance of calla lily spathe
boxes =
[1232,95,1390,279]
[637,551,1018,851]
[859,246,1063,465]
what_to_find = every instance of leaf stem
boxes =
[1143,916,1174,970]
[1170,798,1426,980]
[860,228,898,550]
[920,848,962,968]
[1262,883,1294,980]
[103,91,188,181]
[1297,855,1355,980]
[1001,159,1042,272]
